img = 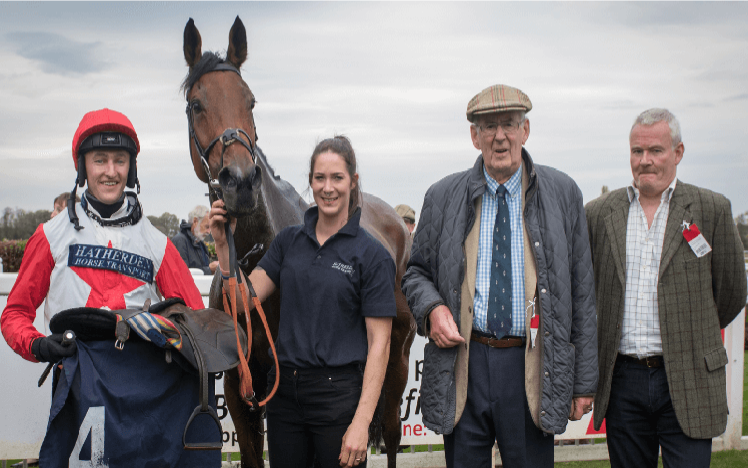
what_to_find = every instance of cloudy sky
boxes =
[1,2,747,225]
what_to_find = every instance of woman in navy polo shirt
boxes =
[210,136,396,468]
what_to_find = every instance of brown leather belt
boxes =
[617,354,664,368]
[470,331,525,349]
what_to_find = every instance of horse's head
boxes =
[183,16,260,217]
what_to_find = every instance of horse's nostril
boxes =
[226,178,237,189]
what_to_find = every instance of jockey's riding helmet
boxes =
[72,108,141,190]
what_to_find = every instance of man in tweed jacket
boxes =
[585,108,747,467]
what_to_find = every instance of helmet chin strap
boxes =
[68,154,86,230]
[68,178,83,231]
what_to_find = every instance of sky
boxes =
[1,2,747,225]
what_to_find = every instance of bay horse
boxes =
[182,16,415,468]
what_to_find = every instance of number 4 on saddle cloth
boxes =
[39,298,248,468]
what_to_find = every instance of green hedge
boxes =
[0,239,27,273]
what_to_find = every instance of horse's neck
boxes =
[234,147,308,261]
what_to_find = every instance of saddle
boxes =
[49,298,248,451]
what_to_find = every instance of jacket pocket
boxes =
[704,347,729,372]
[554,342,576,421]
[421,341,457,431]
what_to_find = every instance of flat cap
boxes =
[395,204,416,223]
[466,84,532,122]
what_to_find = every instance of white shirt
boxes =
[619,178,676,358]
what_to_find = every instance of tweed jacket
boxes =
[403,150,598,435]
[585,181,747,439]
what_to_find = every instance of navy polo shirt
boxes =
[258,206,397,368]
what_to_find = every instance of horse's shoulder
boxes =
[359,194,410,269]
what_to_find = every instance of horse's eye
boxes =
[191,100,203,113]
[250,99,256,111]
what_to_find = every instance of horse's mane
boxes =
[181,51,226,96]
[255,147,284,182]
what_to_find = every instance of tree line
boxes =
[0,207,182,240]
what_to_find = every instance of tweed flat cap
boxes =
[395,204,416,223]
[466,84,532,122]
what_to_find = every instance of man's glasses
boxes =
[477,120,523,138]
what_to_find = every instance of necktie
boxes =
[486,185,512,339]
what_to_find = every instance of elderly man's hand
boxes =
[569,396,594,421]
[428,305,465,348]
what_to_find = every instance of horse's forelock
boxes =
[181,51,226,97]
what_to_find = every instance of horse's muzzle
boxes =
[218,164,262,217]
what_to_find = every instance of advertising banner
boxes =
[398,334,606,445]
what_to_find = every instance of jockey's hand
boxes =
[208,199,237,247]
[32,334,77,363]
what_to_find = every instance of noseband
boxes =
[185,62,257,199]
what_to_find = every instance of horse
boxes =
[181,16,416,468]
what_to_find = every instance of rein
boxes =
[221,248,280,412]
[186,60,279,410]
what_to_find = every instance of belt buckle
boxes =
[645,356,657,368]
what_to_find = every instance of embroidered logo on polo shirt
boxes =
[68,244,154,284]
[331,262,355,277]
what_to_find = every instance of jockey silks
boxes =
[1,199,204,362]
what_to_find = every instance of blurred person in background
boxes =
[50,192,80,219]
[395,204,416,235]
[172,205,218,275]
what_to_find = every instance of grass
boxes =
[555,449,748,467]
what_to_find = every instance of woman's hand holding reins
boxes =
[208,199,276,312]
[208,199,237,277]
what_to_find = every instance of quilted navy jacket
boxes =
[402,150,598,435]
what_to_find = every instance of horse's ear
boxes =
[227,16,247,69]
[184,18,203,68]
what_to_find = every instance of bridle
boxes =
[184,59,279,413]
[185,62,257,200]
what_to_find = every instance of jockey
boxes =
[0,108,204,363]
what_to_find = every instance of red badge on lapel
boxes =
[528,298,539,348]
[682,222,712,258]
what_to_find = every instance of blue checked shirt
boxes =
[473,164,525,337]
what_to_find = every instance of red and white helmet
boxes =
[71,108,140,188]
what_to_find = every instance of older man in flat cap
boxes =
[403,84,598,467]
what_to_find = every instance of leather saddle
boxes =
[49,298,248,451]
